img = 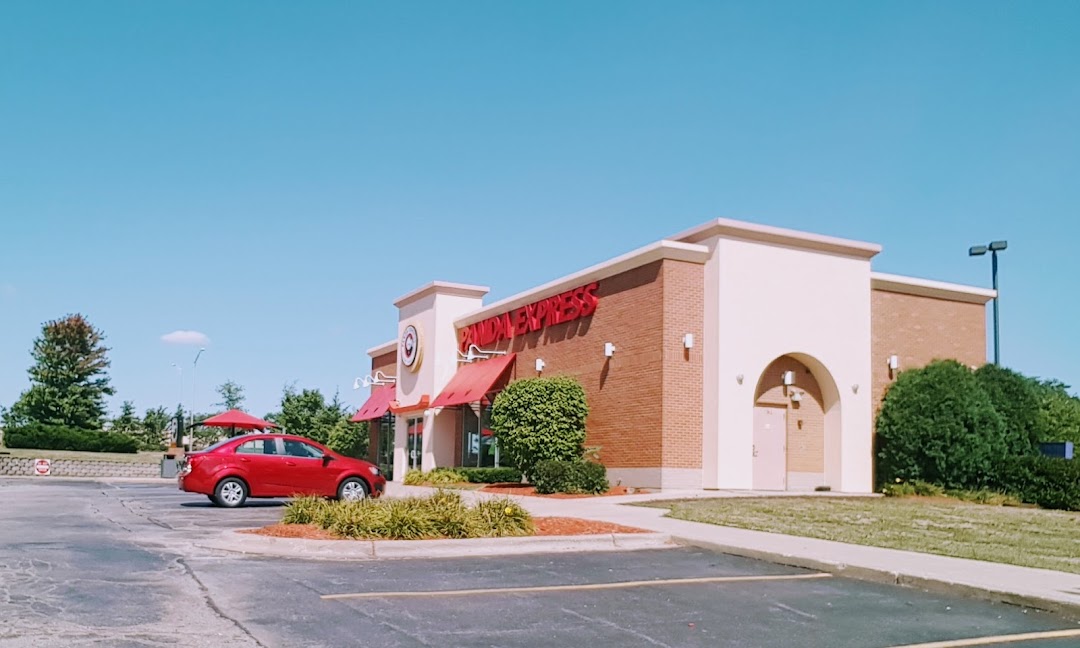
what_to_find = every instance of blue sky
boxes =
[1,1,1077,418]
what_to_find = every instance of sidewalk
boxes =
[394,483,1080,617]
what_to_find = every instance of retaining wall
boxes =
[0,456,161,478]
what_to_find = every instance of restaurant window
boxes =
[376,413,394,481]
[460,403,498,468]
[407,417,423,470]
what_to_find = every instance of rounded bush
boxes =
[490,376,589,478]
[531,459,609,494]
[327,420,368,458]
[875,360,1007,489]
[974,364,1041,456]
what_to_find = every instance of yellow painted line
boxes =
[885,628,1080,648]
[321,572,831,600]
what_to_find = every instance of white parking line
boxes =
[321,572,832,600]
[885,628,1080,647]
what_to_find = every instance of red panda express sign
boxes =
[460,282,599,352]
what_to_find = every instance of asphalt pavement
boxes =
[1,478,1078,648]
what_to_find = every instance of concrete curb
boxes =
[196,531,674,561]
[673,536,1080,620]
[0,475,174,485]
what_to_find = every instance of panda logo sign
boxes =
[400,324,422,372]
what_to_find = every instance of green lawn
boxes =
[0,447,163,464]
[641,496,1080,574]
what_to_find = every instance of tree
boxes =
[111,401,140,434]
[328,419,369,458]
[1032,379,1080,445]
[214,380,246,411]
[141,406,171,451]
[876,360,1009,489]
[268,386,350,444]
[490,376,590,479]
[8,314,115,430]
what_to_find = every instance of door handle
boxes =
[239,457,251,463]
[285,461,297,466]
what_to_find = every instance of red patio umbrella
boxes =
[196,409,278,437]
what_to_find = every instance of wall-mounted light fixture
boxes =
[683,333,694,349]
[736,374,744,385]
[457,344,508,363]
[782,370,795,386]
[535,358,546,373]
[791,391,803,403]
[604,342,616,358]
[354,370,397,389]
[852,384,860,394]
[888,355,900,371]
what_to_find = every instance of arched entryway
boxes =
[753,354,841,491]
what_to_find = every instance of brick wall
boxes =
[660,260,705,469]
[458,259,705,471]
[754,356,825,473]
[0,456,161,478]
[871,289,987,414]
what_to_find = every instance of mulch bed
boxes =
[478,483,633,498]
[241,517,647,541]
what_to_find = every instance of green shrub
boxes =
[282,496,332,525]
[288,490,533,539]
[881,480,943,498]
[4,423,138,453]
[455,467,523,484]
[991,456,1080,511]
[468,497,533,537]
[490,376,589,478]
[327,420,368,458]
[974,365,1041,456]
[403,469,468,486]
[531,459,609,495]
[875,360,1008,489]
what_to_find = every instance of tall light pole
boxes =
[969,240,1008,365]
[171,364,184,447]
[190,347,205,449]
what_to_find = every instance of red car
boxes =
[178,433,386,508]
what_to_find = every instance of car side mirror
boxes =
[322,455,333,466]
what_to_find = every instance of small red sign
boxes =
[34,458,51,476]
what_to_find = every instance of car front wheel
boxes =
[214,477,248,508]
[337,478,368,502]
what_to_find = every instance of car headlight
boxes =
[368,466,380,476]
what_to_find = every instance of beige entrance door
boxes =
[753,406,787,490]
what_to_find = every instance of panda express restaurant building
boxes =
[353,218,995,493]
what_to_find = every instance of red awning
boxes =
[431,354,516,409]
[351,385,396,422]
[390,395,430,415]
[197,409,278,430]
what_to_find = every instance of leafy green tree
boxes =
[7,314,115,430]
[973,364,1041,456]
[214,380,246,411]
[490,376,590,479]
[111,401,140,434]
[141,406,171,451]
[268,386,349,444]
[328,419,369,458]
[1032,379,1080,445]
[876,360,1008,489]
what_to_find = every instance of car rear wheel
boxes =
[338,478,368,501]
[214,477,248,508]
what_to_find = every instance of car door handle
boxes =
[239,457,251,463]
[285,461,297,466]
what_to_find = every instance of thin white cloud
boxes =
[161,330,211,346]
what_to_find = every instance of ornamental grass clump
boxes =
[283,490,533,540]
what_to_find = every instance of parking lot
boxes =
[1,478,1078,647]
